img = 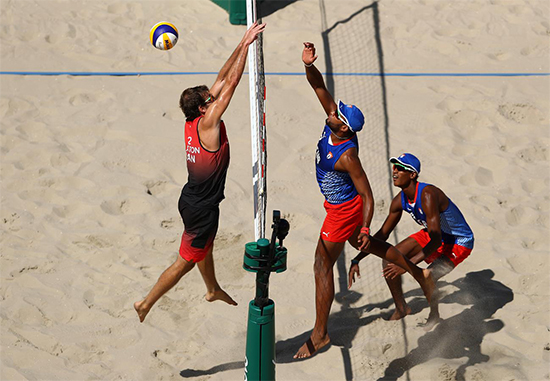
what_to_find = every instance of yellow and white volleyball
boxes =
[149,22,178,50]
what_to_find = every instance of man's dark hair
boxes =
[180,85,209,121]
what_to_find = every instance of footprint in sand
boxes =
[52,204,93,219]
[498,103,546,124]
[505,206,523,226]
[15,121,52,142]
[69,90,114,107]
[73,234,113,249]
[520,44,550,58]
[516,142,548,163]
[474,167,494,187]
[1,211,27,232]
[160,218,176,229]
[10,327,64,357]
[144,180,168,196]
[38,176,95,191]
[446,110,493,140]
[100,197,154,216]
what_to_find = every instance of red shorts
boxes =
[410,229,472,266]
[320,195,363,243]
[179,232,214,263]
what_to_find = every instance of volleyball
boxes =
[150,22,178,50]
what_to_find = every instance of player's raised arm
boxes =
[200,22,265,147]
[210,21,264,97]
[302,42,336,116]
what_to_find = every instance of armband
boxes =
[304,62,313,68]
[360,227,370,236]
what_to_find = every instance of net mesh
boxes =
[247,0,267,240]
[320,1,409,379]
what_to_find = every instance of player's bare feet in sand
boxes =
[388,305,412,321]
[205,289,238,305]
[420,312,442,331]
[421,287,442,331]
[134,300,150,323]
[293,335,330,359]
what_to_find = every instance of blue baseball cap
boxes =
[390,153,421,173]
[337,100,365,133]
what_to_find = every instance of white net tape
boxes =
[247,0,267,240]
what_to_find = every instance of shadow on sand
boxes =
[379,269,513,380]
[275,270,513,381]
[180,361,244,378]
[258,0,299,18]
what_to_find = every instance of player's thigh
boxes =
[315,238,345,269]
[395,237,423,259]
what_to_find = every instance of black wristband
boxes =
[351,259,359,265]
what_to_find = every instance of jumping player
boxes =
[348,153,474,330]
[134,22,266,323]
[294,43,435,359]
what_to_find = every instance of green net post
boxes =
[210,0,247,25]
[243,211,289,381]
[244,300,275,381]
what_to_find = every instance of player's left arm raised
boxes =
[336,148,374,251]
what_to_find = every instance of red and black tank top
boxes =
[180,116,230,208]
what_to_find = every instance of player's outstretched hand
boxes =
[348,262,361,289]
[302,42,318,66]
[382,263,406,279]
[243,21,266,46]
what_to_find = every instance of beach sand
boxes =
[1,0,549,380]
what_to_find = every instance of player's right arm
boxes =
[302,42,336,116]
[350,194,402,266]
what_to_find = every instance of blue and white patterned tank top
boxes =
[315,125,358,204]
[401,182,474,249]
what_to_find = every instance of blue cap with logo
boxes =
[337,100,365,133]
[390,153,421,173]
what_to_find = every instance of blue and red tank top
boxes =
[401,182,474,248]
[180,116,230,208]
[316,125,359,204]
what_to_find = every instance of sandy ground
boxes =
[1,0,549,380]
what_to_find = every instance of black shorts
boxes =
[178,199,219,262]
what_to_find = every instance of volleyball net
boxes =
[247,0,267,240]
[319,2,409,379]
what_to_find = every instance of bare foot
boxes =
[388,305,412,321]
[420,313,442,331]
[205,289,237,306]
[134,300,150,323]
[293,335,330,359]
